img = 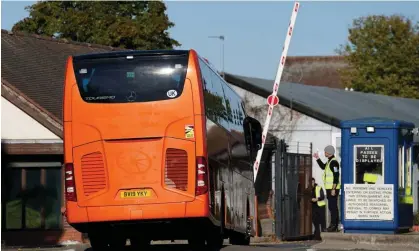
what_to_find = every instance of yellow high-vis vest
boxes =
[323,157,341,189]
[363,173,378,184]
[315,186,326,207]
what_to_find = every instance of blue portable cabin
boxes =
[340,117,416,234]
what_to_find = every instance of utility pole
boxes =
[208,35,225,79]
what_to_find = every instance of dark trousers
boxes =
[326,189,340,227]
[312,205,326,239]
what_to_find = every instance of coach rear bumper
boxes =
[66,195,209,226]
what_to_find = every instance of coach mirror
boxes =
[243,116,263,152]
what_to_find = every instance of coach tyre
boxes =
[206,225,224,250]
[229,201,251,246]
[109,235,126,250]
[130,237,151,250]
[89,233,109,250]
[188,237,206,250]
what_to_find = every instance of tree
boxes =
[337,15,419,99]
[12,1,180,50]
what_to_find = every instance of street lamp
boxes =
[208,35,225,79]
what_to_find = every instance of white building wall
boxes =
[229,84,341,189]
[1,97,60,140]
[228,83,419,221]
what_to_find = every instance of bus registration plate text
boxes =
[120,189,152,198]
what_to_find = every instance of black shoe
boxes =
[326,226,338,232]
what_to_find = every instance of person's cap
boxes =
[324,145,335,155]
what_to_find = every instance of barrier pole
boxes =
[253,2,300,182]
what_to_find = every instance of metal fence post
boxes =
[275,139,283,239]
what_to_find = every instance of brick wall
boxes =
[60,216,86,244]
[1,216,87,247]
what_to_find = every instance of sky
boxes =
[2,1,419,79]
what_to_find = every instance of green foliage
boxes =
[12,1,180,50]
[337,15,419,99]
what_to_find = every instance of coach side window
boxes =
[210,72,229,128]
[222,86,242,132]
[234,99,245,129]
[221,86,234,125]
[199,59,211,90]
[199,58,229,127]
[199,59,215,121]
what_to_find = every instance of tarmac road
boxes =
[66,243,319,251]
[2,241,380,251]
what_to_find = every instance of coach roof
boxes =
[73,49,191,60]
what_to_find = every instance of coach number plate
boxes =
[120,189,152,198]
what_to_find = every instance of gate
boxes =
[274,139,313,241]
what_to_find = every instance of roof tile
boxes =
[1,30,124,121]
[227,74,419,128]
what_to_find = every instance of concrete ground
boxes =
[0,243,318,251]
[3,233,419,251]
[0,241,393,251]
[312,232,419,251]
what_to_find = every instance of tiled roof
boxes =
[1,29,126,121]
[226,74,419,130]
[282,56,347,89]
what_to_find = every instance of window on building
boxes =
[45,169,62,229]
[406,146,412,192]
[399,145,405,188]
[25,169,42,228]
[354,145,384,184]
[331,133,342,162]
[5,169,22,229]
[4,165,62,230]
[336,137,342,161]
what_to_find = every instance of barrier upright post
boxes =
[253,2,300,182]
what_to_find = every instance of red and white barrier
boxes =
[253,2,300,182]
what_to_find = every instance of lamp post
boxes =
[208,35,225,79]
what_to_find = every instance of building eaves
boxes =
[1,78,63,138]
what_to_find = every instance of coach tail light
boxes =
[65,163,77,201]
[196,157,209,196]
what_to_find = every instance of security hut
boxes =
[340,117,416,234]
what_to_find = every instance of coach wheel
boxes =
[229,231,250,246]
[130,237,151,250]
[188,237,206,250]
[206,228,224,250]
[220,189,226,236]
[89,233,109,250]
[233,201,252,246]
[109,235,126,251]
[229,212,251,246]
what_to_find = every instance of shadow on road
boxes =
[83,244,229,251]
[82,241,321,251]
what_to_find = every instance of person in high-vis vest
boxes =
[312,178,326,240]
[362,163,383,184]
[313,145,340,232]
[363,172,378,184]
